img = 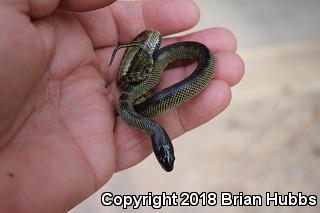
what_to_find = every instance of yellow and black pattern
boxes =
[110,30,216,172]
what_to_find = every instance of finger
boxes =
[214,52,245,86]
[96,27,238,83]
[145,28,242,91]
[164,27,237,52]
[3,0,58,18]
[152,53,243,103]
[59,0,116,12]
[114,79,231,171]
[17,0,115,18]
[75,0,200,48]
[161,80,231,135]
[160,51,244,89]
[114,115,153,171]
[28,0,59,18]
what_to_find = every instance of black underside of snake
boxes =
[110,30,216,172]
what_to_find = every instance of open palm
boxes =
[0,0,244,212]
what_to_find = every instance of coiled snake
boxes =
[109,30,216,172]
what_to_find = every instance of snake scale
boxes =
[109,30,216,172]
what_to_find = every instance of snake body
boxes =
[110,30,216,172]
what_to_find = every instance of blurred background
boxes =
[71,0,320,212]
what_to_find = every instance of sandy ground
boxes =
[71,0,320,212]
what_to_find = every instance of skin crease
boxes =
[0,0,244,212]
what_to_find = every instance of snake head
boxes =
[155,145,175,172]
[151,128,175,172]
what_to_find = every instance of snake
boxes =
[109,30,216,172]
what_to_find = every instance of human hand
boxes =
[0,0,244,212]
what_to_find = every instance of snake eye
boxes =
[151,125,175,172]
